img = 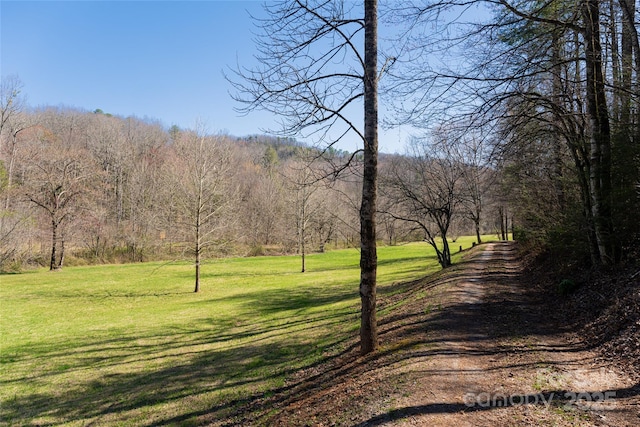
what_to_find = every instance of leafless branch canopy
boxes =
[227,0,366,146]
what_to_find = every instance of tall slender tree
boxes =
[229,0,381,354]
[0,75,29,265]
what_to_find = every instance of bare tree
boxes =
[242,159,288,251]
[84,112,129,259]
[23,121,94,270]
[123,121,168,261]
[434,126,494,245]
[386,0,638,266]
[168,129,233,293]
[284,160,317,272]
[0,75,26,146]
[0,75,29,267]
[283,155,338,271]
[381,138,463,269]
[229,0,381,354]
[0,78,30,210]
[582,0,614,264]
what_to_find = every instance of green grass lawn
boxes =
[0,236,493,426]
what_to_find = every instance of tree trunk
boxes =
[551,30,566,210]
[359,0,379,355]
[50,218,58,271]
[498,206,506,240]
[504,212,509,240]
[3,131,18,212]
[619,0,633,141]
[195,199,201,293]
[301,190,306,273]
[583,0,614,265]
[618,0,640,102]
[441,237,451,268]
[568,28,601,265]
[301,217,306,272]
[195,249,200,293]
[57,234,65,269]
[609,0,621,124]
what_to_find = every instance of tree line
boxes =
[0,100,347,273]
[385,0,639,266]
[0,81,507,277]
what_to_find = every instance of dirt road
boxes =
[241,242,640,426]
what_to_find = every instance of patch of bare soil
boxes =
[220,242,640,426]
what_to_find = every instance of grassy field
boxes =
[0,236,493,426]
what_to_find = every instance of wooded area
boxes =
[0,98,507,272]
[383,0,639,267]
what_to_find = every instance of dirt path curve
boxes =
[243,242,640,426]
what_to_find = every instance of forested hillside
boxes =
[0,100,508,272]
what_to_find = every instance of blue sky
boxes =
[1,0,412,153]
[1,1,273,133]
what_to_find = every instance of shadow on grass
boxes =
[1,339,346,425]
[4,242,622,426]
[213,285,357,317]
[0,279,360,426]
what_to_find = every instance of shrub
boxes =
[248,245,265,257]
